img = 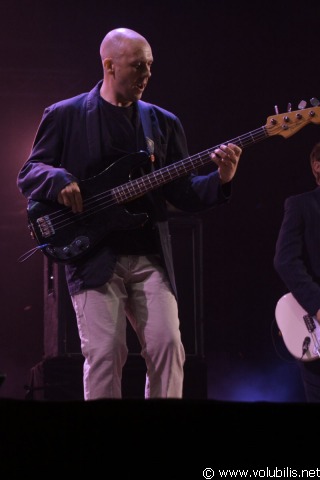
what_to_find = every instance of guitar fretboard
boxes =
[112,125,268,203]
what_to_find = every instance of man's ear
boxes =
[313,160,320,171]
[103,58,114,73]
[311,160,320,183]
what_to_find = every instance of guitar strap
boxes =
[137,101,158,169]
[137,101,178,298]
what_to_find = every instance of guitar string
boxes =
[29,104,319,238]
[36,126,270,234]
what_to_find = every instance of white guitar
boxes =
[275,293,320,361]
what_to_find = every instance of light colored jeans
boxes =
[71,255,185,399]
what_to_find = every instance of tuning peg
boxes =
[287,102,292,112]
[310,97,320,106]
[298,100,307,110]
[274,105,279,114]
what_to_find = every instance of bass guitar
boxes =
[275,292,320,361]
[24,104,320,264]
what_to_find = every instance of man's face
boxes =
[312,159,320,185]
[112,39,153,105]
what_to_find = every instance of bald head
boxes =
[99,27,153,106]
[100,28,150,62]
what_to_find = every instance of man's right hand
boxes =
[57,182,83,213]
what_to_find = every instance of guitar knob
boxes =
[62,246,71,256]
[298,100,307,110]
[310,97,320,107]
[73,236,90,252]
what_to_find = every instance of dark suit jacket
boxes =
[17,80,231,296]
[274,186,320,315]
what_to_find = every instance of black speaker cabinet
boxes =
[38,215,207,399]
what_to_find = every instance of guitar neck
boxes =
[25,103,320,265]
[112,124,268,203]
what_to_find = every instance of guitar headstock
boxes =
[265,99,320,139]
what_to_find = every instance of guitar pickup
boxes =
[37,215,55,238]
[303,314,316,333]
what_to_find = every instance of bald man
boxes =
[17,28,242,400]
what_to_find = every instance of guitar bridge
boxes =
[37,215,55,238]
[303,314,320,357]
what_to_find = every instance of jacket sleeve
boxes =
[17,105,77,202]
[161,114,231,212]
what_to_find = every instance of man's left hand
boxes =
[211,142,242,184]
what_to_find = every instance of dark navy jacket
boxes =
[274,186,320,316]
[17,81,231,296]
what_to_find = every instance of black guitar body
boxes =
[27,151,150,263]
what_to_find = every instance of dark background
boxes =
[1,0,320,401]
